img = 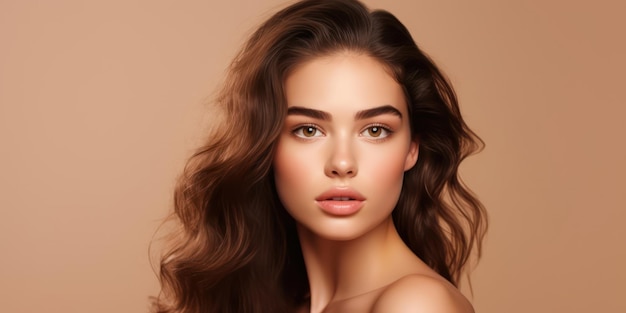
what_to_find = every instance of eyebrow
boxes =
[355,105,402,120]
[286,107,332,120]
[287,105,402,121]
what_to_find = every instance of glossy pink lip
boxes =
[315,187,366,216]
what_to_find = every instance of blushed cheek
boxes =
[273,143,291,195]
[273,140,310,207]
[362,144,408,201]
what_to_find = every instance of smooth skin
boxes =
[273,53,473,313]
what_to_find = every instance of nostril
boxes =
[330,169,355,176]
[327,165,357,177]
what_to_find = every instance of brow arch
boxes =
[286,105,402,121]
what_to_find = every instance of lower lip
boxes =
[316,200,364,216]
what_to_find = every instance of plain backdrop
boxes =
[1,0,624,312]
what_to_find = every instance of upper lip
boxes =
[315,187,366,201]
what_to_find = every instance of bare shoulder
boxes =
[371,274,474,313]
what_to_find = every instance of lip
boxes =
[315,187,366,216]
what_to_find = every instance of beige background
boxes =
[1,0,624,312]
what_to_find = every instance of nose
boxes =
[324,137,358,178]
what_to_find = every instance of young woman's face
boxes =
[273,53,418,241]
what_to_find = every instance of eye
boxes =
[293,125,324,138]
[360,125,392,139]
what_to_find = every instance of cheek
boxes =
[273,138,316,206]
[359,141,409,201]
[365,149,407,176]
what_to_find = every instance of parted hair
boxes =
[152,0,487,312]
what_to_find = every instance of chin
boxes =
[296,214,390,242]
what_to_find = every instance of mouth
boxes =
[315,187,366,202]
[315,187,366,216]
[329,197,354,201]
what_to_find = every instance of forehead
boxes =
[284,53,407,114]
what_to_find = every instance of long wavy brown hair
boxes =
[151,0,487,312]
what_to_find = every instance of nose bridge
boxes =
[325,130,357,177]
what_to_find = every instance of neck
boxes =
[297,216,417,313]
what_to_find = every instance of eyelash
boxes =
[291,123,394,141]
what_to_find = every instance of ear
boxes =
[403,139,419,171]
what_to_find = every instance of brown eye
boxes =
[293,125,323,138]
[303,126,317,137]
[367,126,381,137]
[361,125,391,139]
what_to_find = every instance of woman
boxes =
[153,0,487,312]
